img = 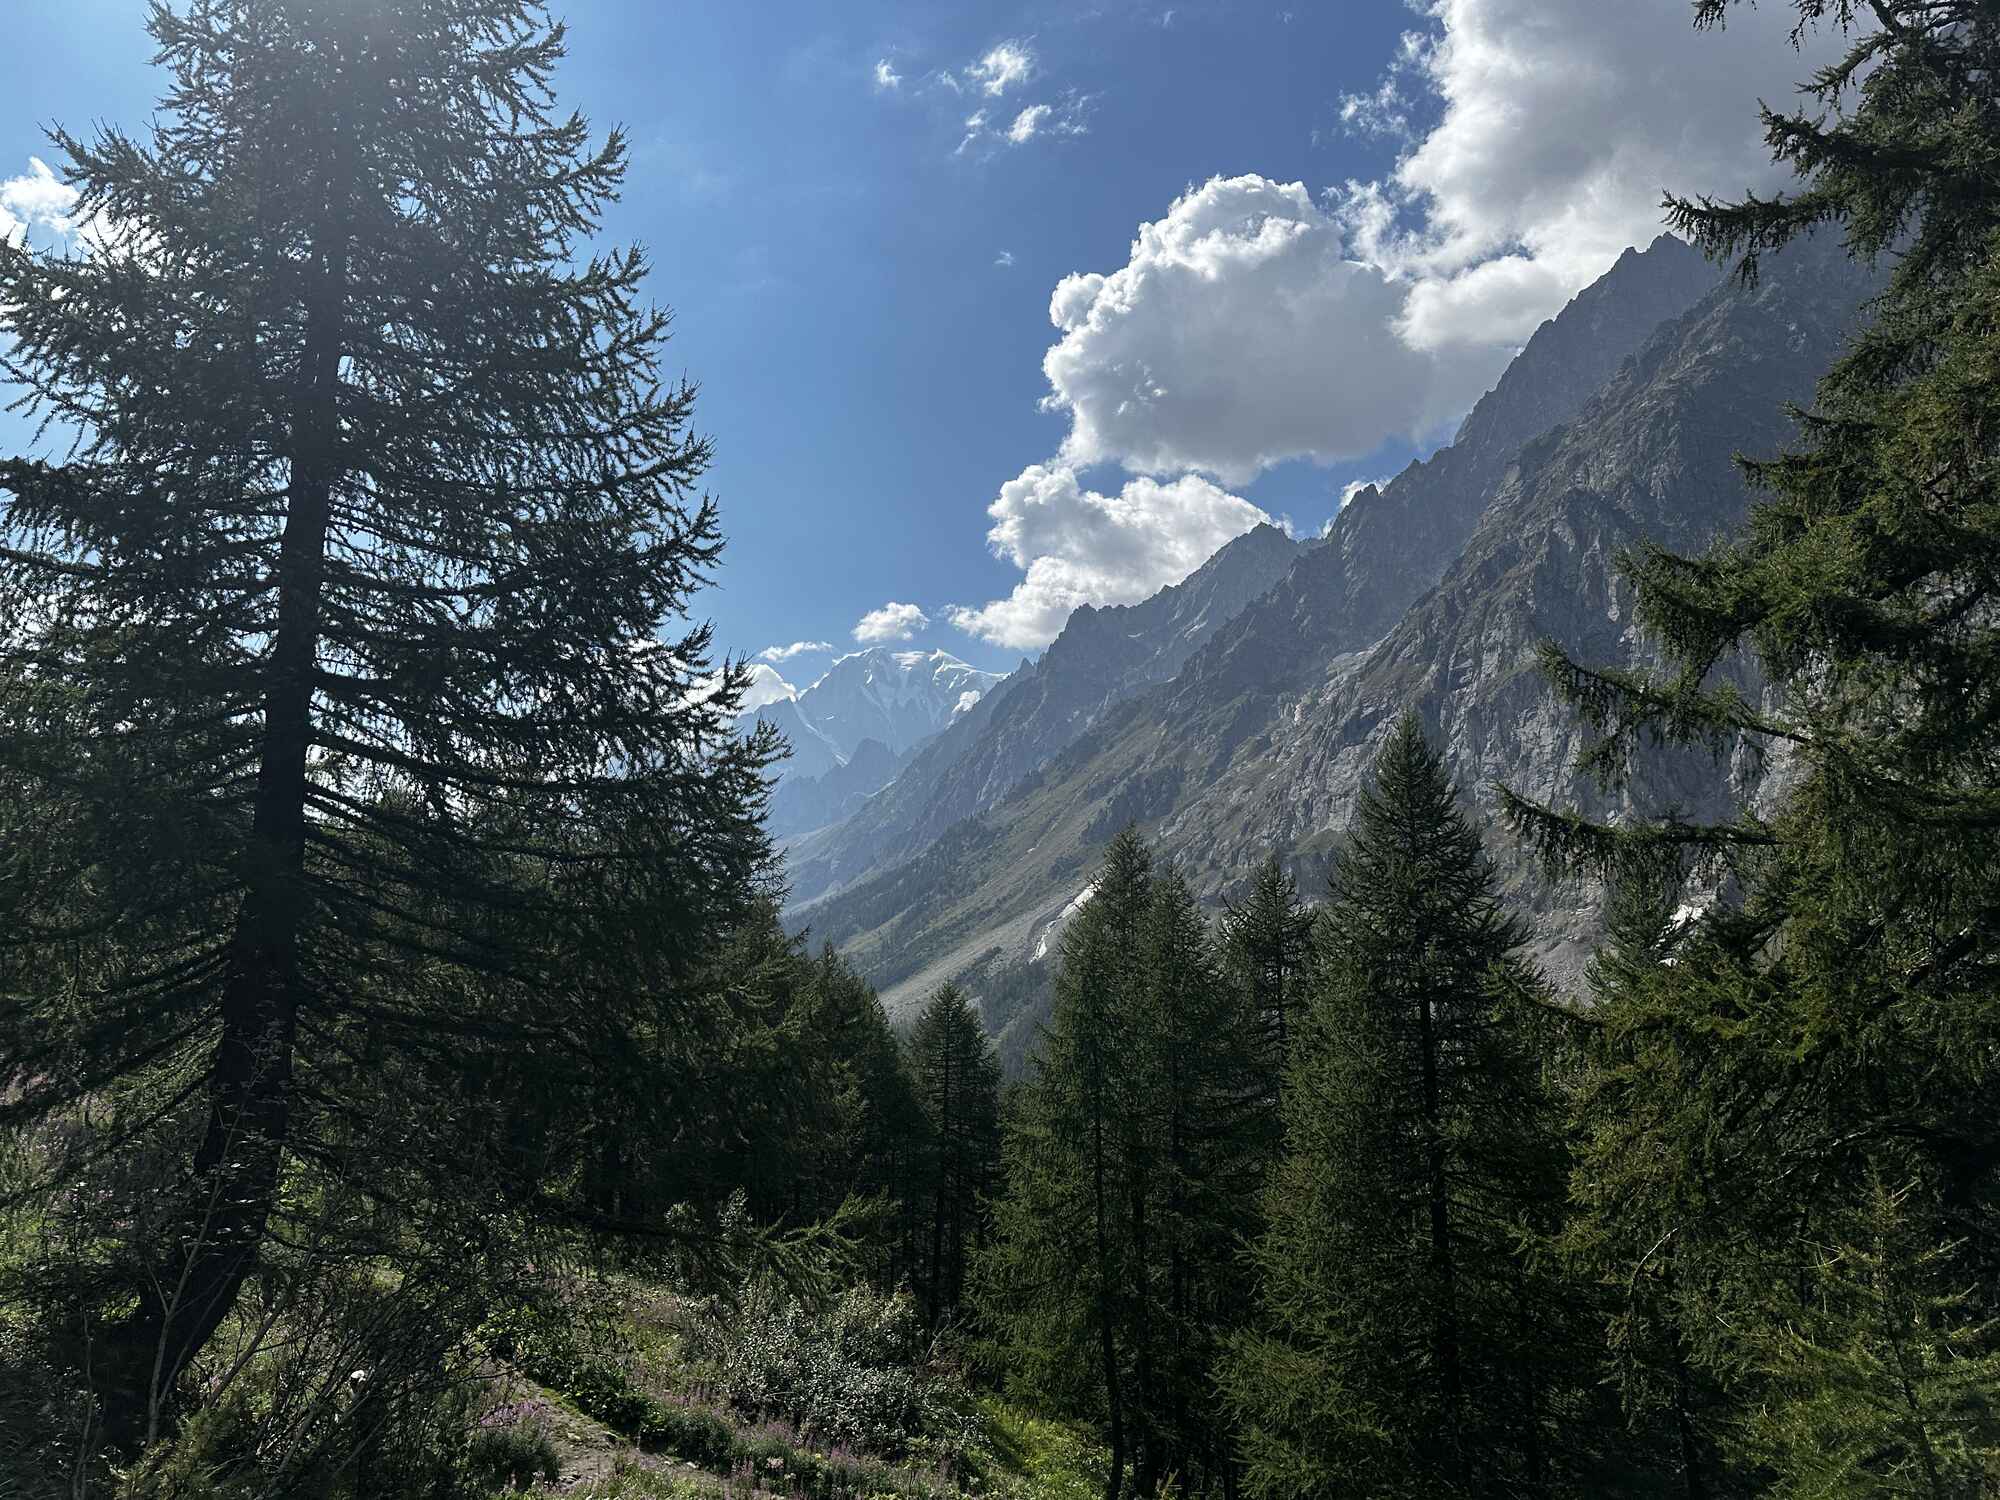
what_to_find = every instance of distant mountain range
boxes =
[744,648,1002,839]
[779,233,1877,1069]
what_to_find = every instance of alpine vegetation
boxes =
[4,1,1999,1498]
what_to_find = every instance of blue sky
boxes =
[0,0,1838,687]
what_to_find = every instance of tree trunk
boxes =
[1416,978,1465,1486]
[1093,1096,1125,1500]
[103,148,347,1449]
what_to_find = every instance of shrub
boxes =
[466,1401,562,1491]
[682,1282,981,1469]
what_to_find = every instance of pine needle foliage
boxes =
[1219,854,1314,1137]
[977,830,1153,1500]
[0,0,772,1440]
[1223,715,1576,1499]
[1501,4,2000,1494]
[1736,1177,2000,1499]
[908,982,1002,1326]
[977,830,1266,1500]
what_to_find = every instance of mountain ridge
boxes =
[796,234,1872,1061]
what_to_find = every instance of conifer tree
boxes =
[1220,856,1314,1106]
[978,829,1153,1500]
[1223,714,1572,1499]
[1735,1177,2000,1498]
[782,947,927,1282]
[908,982,1002,1325]
[1504,4,2000,1486]
[979,834,1267,1499]
[0,0,770,1439]
[1129,868,1266,1496]
[1559,871,1746,1498]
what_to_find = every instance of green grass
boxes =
[973,1399,1109,1500]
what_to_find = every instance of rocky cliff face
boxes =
[764,737,914,842]
[796,234,1872,1055]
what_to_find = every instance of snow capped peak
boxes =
[739,663,798,712]
[743,645,1002,778]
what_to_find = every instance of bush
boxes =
[466,1402,561,1491]
[682,1282,981,1469]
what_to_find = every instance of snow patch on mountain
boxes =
[1033,882,1098,962]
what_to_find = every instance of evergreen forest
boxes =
[4,1,2000,1496]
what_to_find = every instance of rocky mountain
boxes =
[781,520,1308,902]
[746,648,1001,788]
[750,694,848,782]
[764,737,914,842]
[796,233,1874,1064]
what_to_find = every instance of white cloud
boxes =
[957,93,1088,157]
[873,58,902,90]
[0,157,79,246]
[956,110,990,156]
[1041,174,1504,485]
[1359,0,1846,351]
[758,640,833,663]
[967,41,1034,96]
[1335,30,1431,141]
[1007,104,1051,144]
[948,464,1271,650]
[739,663,798,712]
[995,249,1016,268]
[1030,1,1844,483]
[853,602,930,643]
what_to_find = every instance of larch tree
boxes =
[908,981,1002,1325]
[1503,2,2000,1490]
[1128,867,1265,1496]
[0,0,770,1442]
[977,827,1154,1500]
[1223,714,1572,1499]
[1219,853,1314,1156]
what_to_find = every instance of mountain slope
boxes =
[806,235,1872,1051]
[783,235,1719,915]
[782,521,1307,902]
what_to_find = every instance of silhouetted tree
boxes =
[0,0,769,1442]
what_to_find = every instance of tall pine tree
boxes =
[1505,4,2000,1489]
[1223,714,1573,1498]
[1128,868,1266,1496]
[978,833,1266,1499]
[978,829,1153,1500]
[908,982,1002,1326]
[0,0,769,1440]
[1220,854,1314,1159]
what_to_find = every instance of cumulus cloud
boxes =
[948,464,1271,650]
[853,602,930,643]
[1042,174,1504,485]
[1336,29,1431,141]
[967,41,1034,96]
[0,158,79,246]
[1030,1,1843,483]
[1360,0,1845,350]
[758,640,833,663]
[873,58,902,90]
